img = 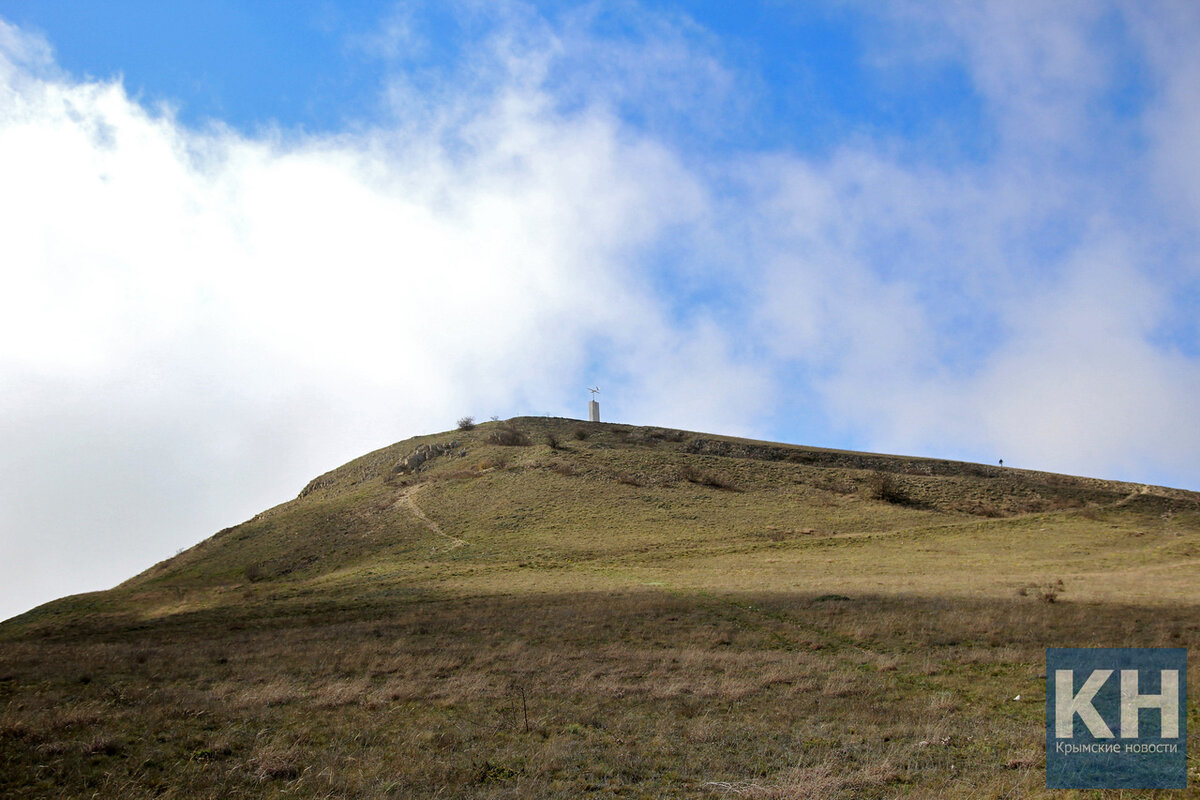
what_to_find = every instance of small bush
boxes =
[644,427,686,443]
[486,424,530,446]
[867,473,916,506]
[615,472,644,487]
[678,464,738,491]
[1018,579,1065,603]
[545,433,560,450]
[244,563,266,583]
[697,472,738,491]
[84,736,124,757]
[432,469,480,481]
[456,416,476,431]
[572,427,589,441]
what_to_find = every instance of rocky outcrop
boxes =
[394,441,460,473]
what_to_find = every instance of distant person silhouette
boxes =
[999,459,1004,467]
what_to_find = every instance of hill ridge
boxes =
[3,418,1199,798]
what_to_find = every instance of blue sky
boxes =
[2,1,1200,620]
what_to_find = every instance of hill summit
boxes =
[2,417,1198,798]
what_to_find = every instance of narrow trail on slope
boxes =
[397,484,468,550]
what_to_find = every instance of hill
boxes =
[2,417,1198,798]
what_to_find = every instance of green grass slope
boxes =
[2,417,1199,798]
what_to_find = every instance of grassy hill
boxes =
[2,417,1198,798]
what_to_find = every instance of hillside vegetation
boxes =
[2,417,1199,798]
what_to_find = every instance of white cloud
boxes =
[0,16,762,620]
[738,2,1200,486]
[1127,3,1200,233]
[4,2,1200,621]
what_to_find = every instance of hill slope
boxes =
[2,418,1199,798]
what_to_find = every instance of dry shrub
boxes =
[486,424,530,446]
[615,472,644,487]
[1005,749,1042,770]
[456,416,476,431]
[754,527,815,541]
[83,735,124,756]
[957,499,1006,517]
[34,740,73,757]
[0,720,34,742]
[755,527,789,542]
[1017,579,1065,603]
[679,464,738,491]
[479,454,510,470]
[571,426,589,440]
[251,746,301,781]
[866,473,915,505]
[432,469,480,481]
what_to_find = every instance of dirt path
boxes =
[397,484,468,550]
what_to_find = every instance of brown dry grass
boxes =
[3,417,1199,797]
[3,589,1199,798]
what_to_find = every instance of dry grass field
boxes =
[2,417,1198,798]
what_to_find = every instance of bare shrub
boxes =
[83,735,124,756]
[699,472,738,491]
[572,427,590,440]
[431,469,479,481]
[486,424,530,446]
[755,527,789,542]
[679,464,738,491]
[753,527,813,541]
[545,433,560,450]
[251,746,301,781]
[1018,579,1065,603]
[1006,749,1041,770]
[615,472,644,487]
[867,473,917,506]
[456,416,476,431]
[960,499,1005,518]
